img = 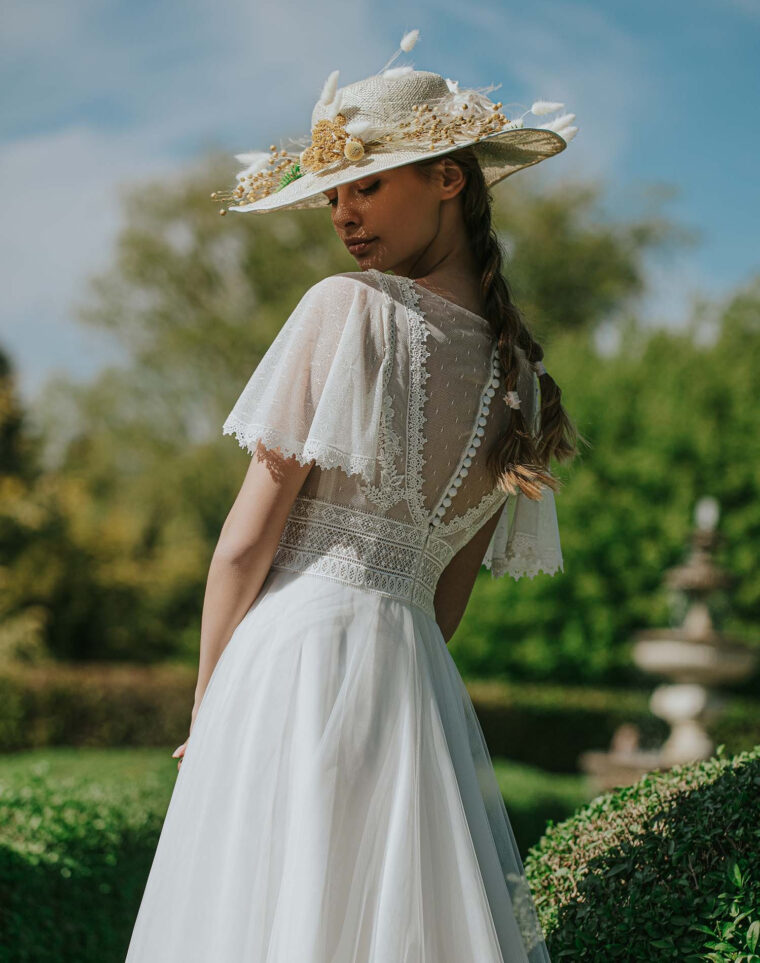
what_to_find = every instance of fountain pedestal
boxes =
[579,497,756,791]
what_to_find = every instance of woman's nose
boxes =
[334,197,360,222]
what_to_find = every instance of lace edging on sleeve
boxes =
[222,274,389,484]
[482,362,564,580]
[482,485,564,581]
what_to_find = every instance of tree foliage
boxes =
[452,275,760,686]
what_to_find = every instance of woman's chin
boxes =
[356,251,386,271]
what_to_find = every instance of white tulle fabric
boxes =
[126,269,561,963]
[220,275,388,485]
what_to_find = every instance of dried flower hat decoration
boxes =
[211,28,578,216]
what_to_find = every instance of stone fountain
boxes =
[579,496,756,791]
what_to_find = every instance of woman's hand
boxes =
[171,740,187,772]
[171,702,201,772]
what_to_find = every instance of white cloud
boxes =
[0,123,174,399]
[0,0,374,402]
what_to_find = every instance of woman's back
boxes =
[222,268,562,620]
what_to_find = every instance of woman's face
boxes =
[322,160,465,276]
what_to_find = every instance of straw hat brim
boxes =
[228,126,566,215]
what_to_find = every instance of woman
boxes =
[126,31,581,963]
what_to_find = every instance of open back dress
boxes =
[124,267,563,963]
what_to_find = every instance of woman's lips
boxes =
[346,237,377,255]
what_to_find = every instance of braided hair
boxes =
[412,148,584,500]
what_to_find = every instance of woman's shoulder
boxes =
[295,271,390,327]
[306,269,387,299]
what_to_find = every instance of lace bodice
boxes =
[222,269,563,620]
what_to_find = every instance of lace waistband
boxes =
[269,497,453,620]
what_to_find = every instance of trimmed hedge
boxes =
[1,665,758,774]
[0,749,173,962]
[525,744,760,961]
[0,664,197,751]
[2,746,758,960]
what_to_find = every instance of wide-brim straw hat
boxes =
[211,29,578,216]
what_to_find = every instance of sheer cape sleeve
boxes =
[482,364,564,580]
[482,486,564,580]
[222,274,388,484]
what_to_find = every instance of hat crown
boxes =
[311,70,451,128]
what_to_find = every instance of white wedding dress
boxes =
[124,268,563,963]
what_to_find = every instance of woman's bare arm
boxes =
[191,442,314,722]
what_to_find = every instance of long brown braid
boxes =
[412,148,584,500]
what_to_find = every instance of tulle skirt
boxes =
[125,567,551,962]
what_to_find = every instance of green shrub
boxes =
[0,749,174,962]
[525,744,760,961]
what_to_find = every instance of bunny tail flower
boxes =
[400,29,420,52]
[320,69,340,106]
[542,111,576,129]
[530,100,566,116]
[324,89,344,121]
[382,65,414,80]
[345,118,385,140]
[379,26,421,73]
[556,124,579,143]
[234,152,273,180]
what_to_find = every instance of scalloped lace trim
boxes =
[395,276,432,528]
[221,420,376,484]
[485,531,564,581]
[357,271,406,511]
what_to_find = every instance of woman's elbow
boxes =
[213,536,262,568]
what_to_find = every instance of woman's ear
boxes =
[438,157,467,201]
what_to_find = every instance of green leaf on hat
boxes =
[277,162,303,192]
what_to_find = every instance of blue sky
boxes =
[2,0,759,403]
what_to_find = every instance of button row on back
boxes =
[429,346,501,530]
